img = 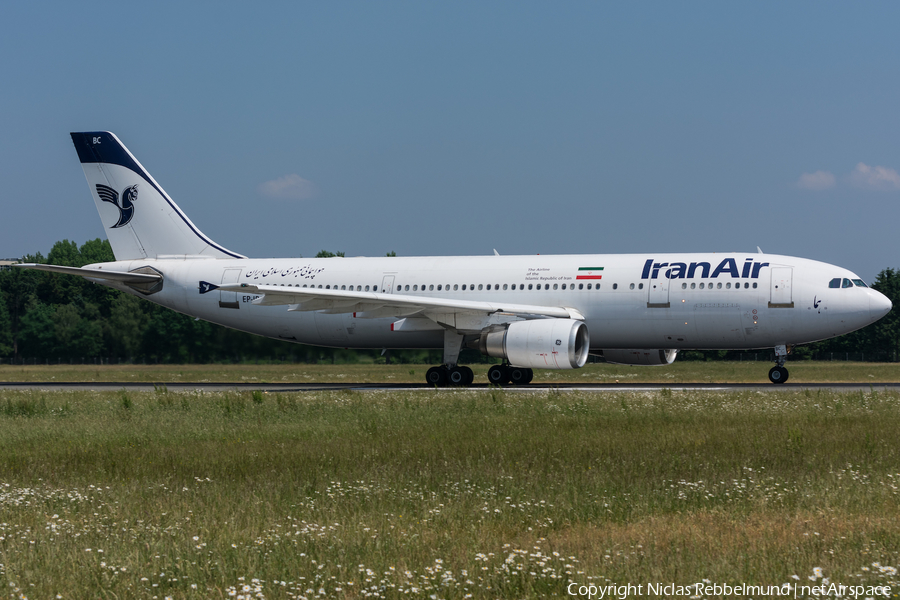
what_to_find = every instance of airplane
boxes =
[16,131,893,386]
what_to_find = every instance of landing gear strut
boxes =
[425,329,475,387]
[768,344,790,384]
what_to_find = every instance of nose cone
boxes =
[870,290,893,321]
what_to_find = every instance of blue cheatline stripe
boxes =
[70,132,245,259]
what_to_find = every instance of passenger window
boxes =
[326,285,331,289]
[454,284,458,291]
[404,285,408,291]
[587,283,592,290]
[744,282,749,289]
[502,284,508,290]
[462,285,467,291]
[726,282,731,289]
[470,284,474,290]
[682,283,687,289]
[341,285,346,290]
[478,284,483,290]
[629,283,635,290]
[829,278,841,288]
[699,283,704,289]
[717,283,722,289]
[365,285,370,291]
[553,283,558,290]
[373,286,378,292]
[579,283,584,290]
[690,283,695,289]
[842,278,853,288]
[753,282,757,289]
[528,284,533,290]
[429,285,434,291]
[639,283,643,289]
[613,283,618,290]
[318,285,323,289]
[437,285,442,291]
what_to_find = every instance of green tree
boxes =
[315,250,345,258]
[17,300,56,359]
[80,238,115,264]
[105,294,149,359]
[868,268,900,358]
[53,303,103,360]
[385,251,397,257]
[0,288,12,357]
[47,239,83,267]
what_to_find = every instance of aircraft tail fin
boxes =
[70,132,245,261]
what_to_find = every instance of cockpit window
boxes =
[829,278,841,288]
[852,279,868,288]
[842,278,853,288]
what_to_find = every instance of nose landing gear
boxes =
[768,344,790,384]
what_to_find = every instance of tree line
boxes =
[0,239,897,364]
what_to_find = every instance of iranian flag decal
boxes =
[576,267,603,280]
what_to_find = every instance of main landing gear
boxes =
[768,344,790,384]
[487,364,534,386]
[425,364,534,387]
[426,365,474,386]
[424,328,534,387]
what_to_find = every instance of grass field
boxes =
[1,385,899,599]
[2,360,900,384]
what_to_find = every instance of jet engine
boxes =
[598,349,678,366]
[479,319,590,369]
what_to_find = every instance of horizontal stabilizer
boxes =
[14,263,162,284]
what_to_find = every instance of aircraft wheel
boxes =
[426,366,448,387]
[487,365,510,385]
[448,366,469,386]
[768,366,789,384]
[460,366,474,386]
[509,367,530,385]
[522,368,534,384]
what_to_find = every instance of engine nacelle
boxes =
[479,319,590,369]
[598,349,678,366]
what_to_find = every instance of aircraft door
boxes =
[648,275,670,308]
[219,268,241,309]
[381,275,395,293]
[769,267,793,308]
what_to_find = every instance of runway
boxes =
[1,381,898,393]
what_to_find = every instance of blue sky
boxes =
[1,2,898,282]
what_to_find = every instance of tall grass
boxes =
[0,388,898,598]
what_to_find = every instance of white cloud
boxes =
[258,174,317,200]
[796,170,835,191]
[848,162,900,191]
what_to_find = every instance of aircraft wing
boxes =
[14,263,162,284]
[219,282,584,321]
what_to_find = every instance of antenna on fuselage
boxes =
[757,246,764,254]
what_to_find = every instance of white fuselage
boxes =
[88,252,890,352]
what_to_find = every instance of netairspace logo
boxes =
[566,581,892,599]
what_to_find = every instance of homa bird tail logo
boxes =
[96,183,138,228]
